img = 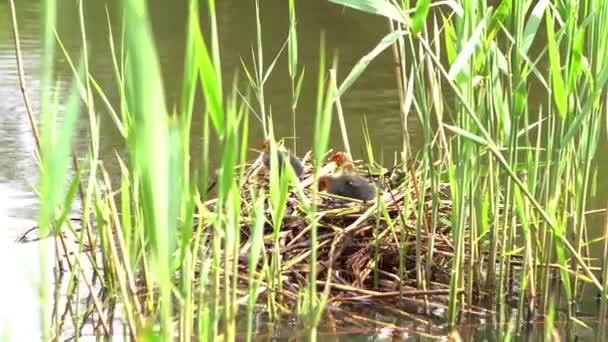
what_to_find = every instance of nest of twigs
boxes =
[223,150,457,314]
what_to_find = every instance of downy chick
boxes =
[261,139,304,178]
[318,173,376,201]
[319,151,375,201]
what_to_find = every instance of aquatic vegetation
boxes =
[7,0,608,340]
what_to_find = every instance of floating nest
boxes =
[204,150,459,317]
[16,149,463,326]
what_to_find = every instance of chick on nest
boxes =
[261,139,304,178]
[318,152,376,201]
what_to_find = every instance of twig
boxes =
[8,0,40,150]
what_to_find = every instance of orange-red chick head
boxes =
[329,151,353,168]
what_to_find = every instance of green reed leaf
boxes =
[328,0,406,24]
[412,0,430,35]
[545,7,567,119]
[337,30,406,98]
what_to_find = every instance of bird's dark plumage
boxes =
[261,139,304,177]
[319,174,375,201]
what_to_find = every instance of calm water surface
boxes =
[0,1,606,340]
[0,0,409,237]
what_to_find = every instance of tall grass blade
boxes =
[327,0,407,24]
[522,0,549,54]
[412,0,430,35]
[545,7,567,119]
[122,0,174,337]
[337,30,406,98]
[197,27,224,135]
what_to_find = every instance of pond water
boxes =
[0,0,410,234]
[1,0,607,340]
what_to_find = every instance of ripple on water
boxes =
[0,181,38,238]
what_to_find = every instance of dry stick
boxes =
[387,18,411,164]
[343,183,407,235]
[332,287,454,300]
[239,154,264,190]
[8,0,40,149]
[330,70,351,157]
[284,230,333,253]
[584,208,606,216]
[281,239,333,271]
